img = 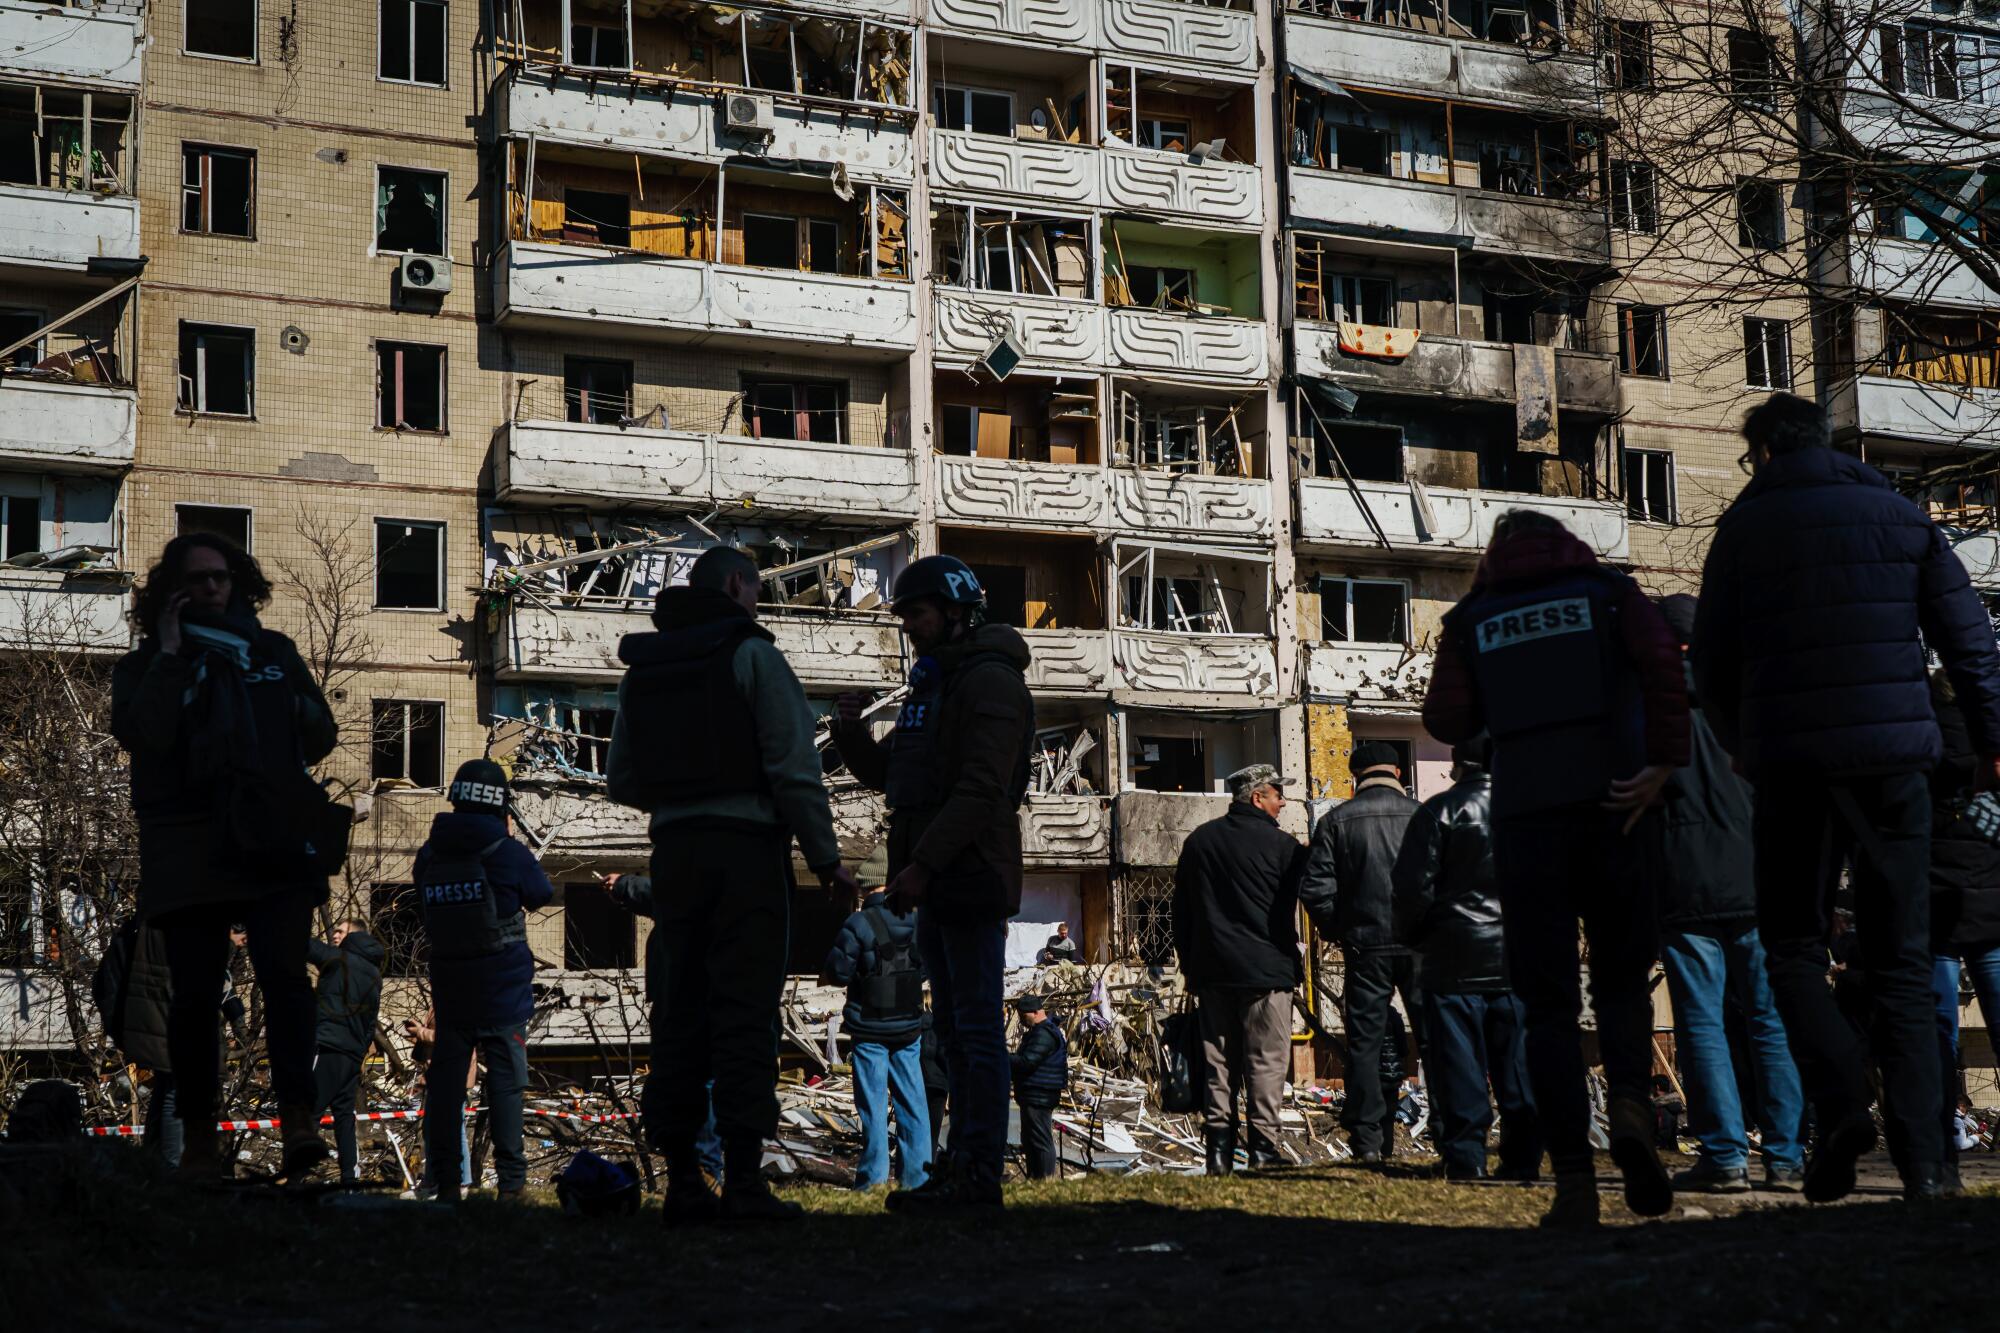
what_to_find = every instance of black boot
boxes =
[661,1146,720,1228]
[1205,1128,1236,1177]
[718,1138,801,1223]
[1804,1110,1878,1204]
[1246,1132,1286,1171]
[1904,1161,1949,1205]
[887,1154,1003,1215]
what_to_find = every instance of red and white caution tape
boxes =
[84,1107,640,1136]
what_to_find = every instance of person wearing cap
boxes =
[830,554,1036,1214]
[1299,740,1424,1165]
[412,757,555,1201]
[1009,994,1066,1180]
[1172,763,1307,1174]
[1391,735,1540,1182]
[1648,594,1804,1195]
[607,544,857,1225]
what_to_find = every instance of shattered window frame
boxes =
[375,164,448,257]
[371,698,447,789]
[742,376,848,445]
[175,320,256,418]
[1735,175,1786,250]
[1319,575,1409,645]
[932,83,1015,137]
[1607,158,1657,234]
[1743,316,1791,390]
[1623,446,1677,525]
[186,0,259,64]
[1616,303,1668,378]
[0,307,41,370]
[180,142,257,238]
[375,341,448,433]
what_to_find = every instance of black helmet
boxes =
[892,555,986,610]
[448,758,510,815]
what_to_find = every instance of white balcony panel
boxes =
[1112,630,1277,694]
[1296,477,1629,560]
[0,570,130,654]
[1107,469,1270,540]
[1295,323,1620,414]
[500,242,919,350]
[1853,376,2000,448]
[711,435,918,520]
[1022,794,1111,864]
[1104,0,1258,73]
[1303,641,1435,707]
[1102,151,1262,228]
[495,603,903,685]
[1288,171,1607,264]
[1107,308,1268,380]
[768,616,907,688]
[1113,791,1229,864]
[0,2,144,89]
[1857,238,2000,310]
[1020,627,1113,694]
[496,421,710,507]
[934,290,1103,368]
[0,381,134,472]
[1283,19,1598,111]
[1947,529,2000,591]
[0,186,139,271]
[935,455,1104,530]
[930,130,1095,207]
[929,0,1094,44]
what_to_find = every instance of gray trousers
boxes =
[1197,987,1291,1147]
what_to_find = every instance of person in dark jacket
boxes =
[1039,922,1080,965]
[1424,510,1689,1227]
[822,853,932,1192]
[1693,393,2000,1204]
[1009,995,1067,1180]
[1648,594,1805,1195]
[111,533,339,1183]
[921,1008,949,1156]
[832,555,1036,1214]
[1172,764,1307,1175]
[1301,740,1422,1164]
[308,920,384,1186]
[1391,735,1539,1182]
[1925,668,2000,1195]
[413,760,555,1201]
[607,545,856,1224]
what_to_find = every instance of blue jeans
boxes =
[1661,927,1806,1172]
[1930,945,2000,1161]
[851,1039,932,1189]
[1421,992,1539,1178]
[916,912,1008,1175]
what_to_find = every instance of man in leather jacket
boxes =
[1391,735,1539,1181]
[1300,741,1422,1163]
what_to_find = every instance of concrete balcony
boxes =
[935,455,1105,531]
[1022,793,1111,865]
[1288,170,1609,266]
[501,73,915,183]
[0,568,130,653]
[931,132,1262,229]
[1113,790,1226,864]
[1107,307,1268,381]
[1303,640,1434,709]
[0,1,145,90]
[1296,323,1619,416]
[1846,375,2000,449]
[935,289,1102,371]
[933,455,1270,542]
[930,0,1094,46]
[1946,528,2000,591]
[1103,149,1262,229]
[0,380,135,473]
[493,603,904,686]
[1107,468,1271,541]
[1283,17,1600,112]
[1296,476,1629,560]
[1020,626,1114,695]
[0,183,140,274]
[1104,0,1258,74]
[1111,629,1278,696]
[1855,238,2000,311]
[496,241,919,351]
[497,420,917,522]
[931,130,1096,210]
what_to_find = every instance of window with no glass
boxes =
[376,167,446,254]
[1320,577,1408,644]
[371,699,444,788]
[1605,19,1653,89]
[0,492,37,561]
[377,343,445,431]
[1616,304,1668,377]
[0,309,41,370]
[181,144,255,237]
[565,358,633,424]
[1737,177,1786,249]
[374,518,444,610]
[187,0,258,61]
[743,379,846,445]
[570,15,630,69]
[176,503,252,550]
[177,323,254,415]
[931,85,1013,136]
[1743,317,1792,390]
[380,0,447,86]
[1608,160,1657,233]
[564,189,631,247]
[1623,447,1676,524]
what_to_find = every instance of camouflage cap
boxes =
[1225,764,1287,798]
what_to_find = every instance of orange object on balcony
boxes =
[1337,322,1422,360]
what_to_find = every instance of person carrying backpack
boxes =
[821,851,932,1192]
[413,759,554,1201]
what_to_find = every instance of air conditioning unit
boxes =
[724,93,777,134]
[399,252,452,295]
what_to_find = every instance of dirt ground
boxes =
[4,1145,1994,1332]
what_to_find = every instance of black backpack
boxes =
[854,906,924,1025]
[1158,1001,1204,1114]
[91,916,141,1048]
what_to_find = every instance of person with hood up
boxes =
[111,532,340,1183]
[1423,509,1689,1226]
[309,918,385,1186]
[606,544,856,1225]
[830,555,1036,1214]
[412,759,554,1201]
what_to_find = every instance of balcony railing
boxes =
[1297,476,1630,559]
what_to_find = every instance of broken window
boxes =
[0,492,37,561]
[1605,19,1653,89]
[372,699,445,788]
[181,143,255,237]
[1608,159,1657,233]
[741,212,837,271]
[1125,575,1209,632]
[1104,65,1134,145]
[570,6,631,71]
[1743,317,1791,390]
[744,379,846,444]
[564,884,637,970]
[188,0,258,61]
[1115,547,1261,634]
[1616,304,1668,377]
[1736,177,1786,249]
[1122,265,1197,311]
[381,0,447,86]
[933,84,1012,136]
[1307,414,1405,483]
[375,517,445,609]
[176,503,252,550]
[0,309,39,370]
[564,188,632,247]
[1883,23,2000,103]
[1331,275,1394,326]
[935,206,1091,297]
[177,322,254,416]
[1623,447,1676,524]
[377,342,446,431]
[1321,577,1407,644]
[565,357,633,424]
[377,166,446,255]
[1139,116,1193,153]
[1129,737,1206,794]
[0,86,134,192]
[1727,28,1779,108]
[1336,124,1389,175]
